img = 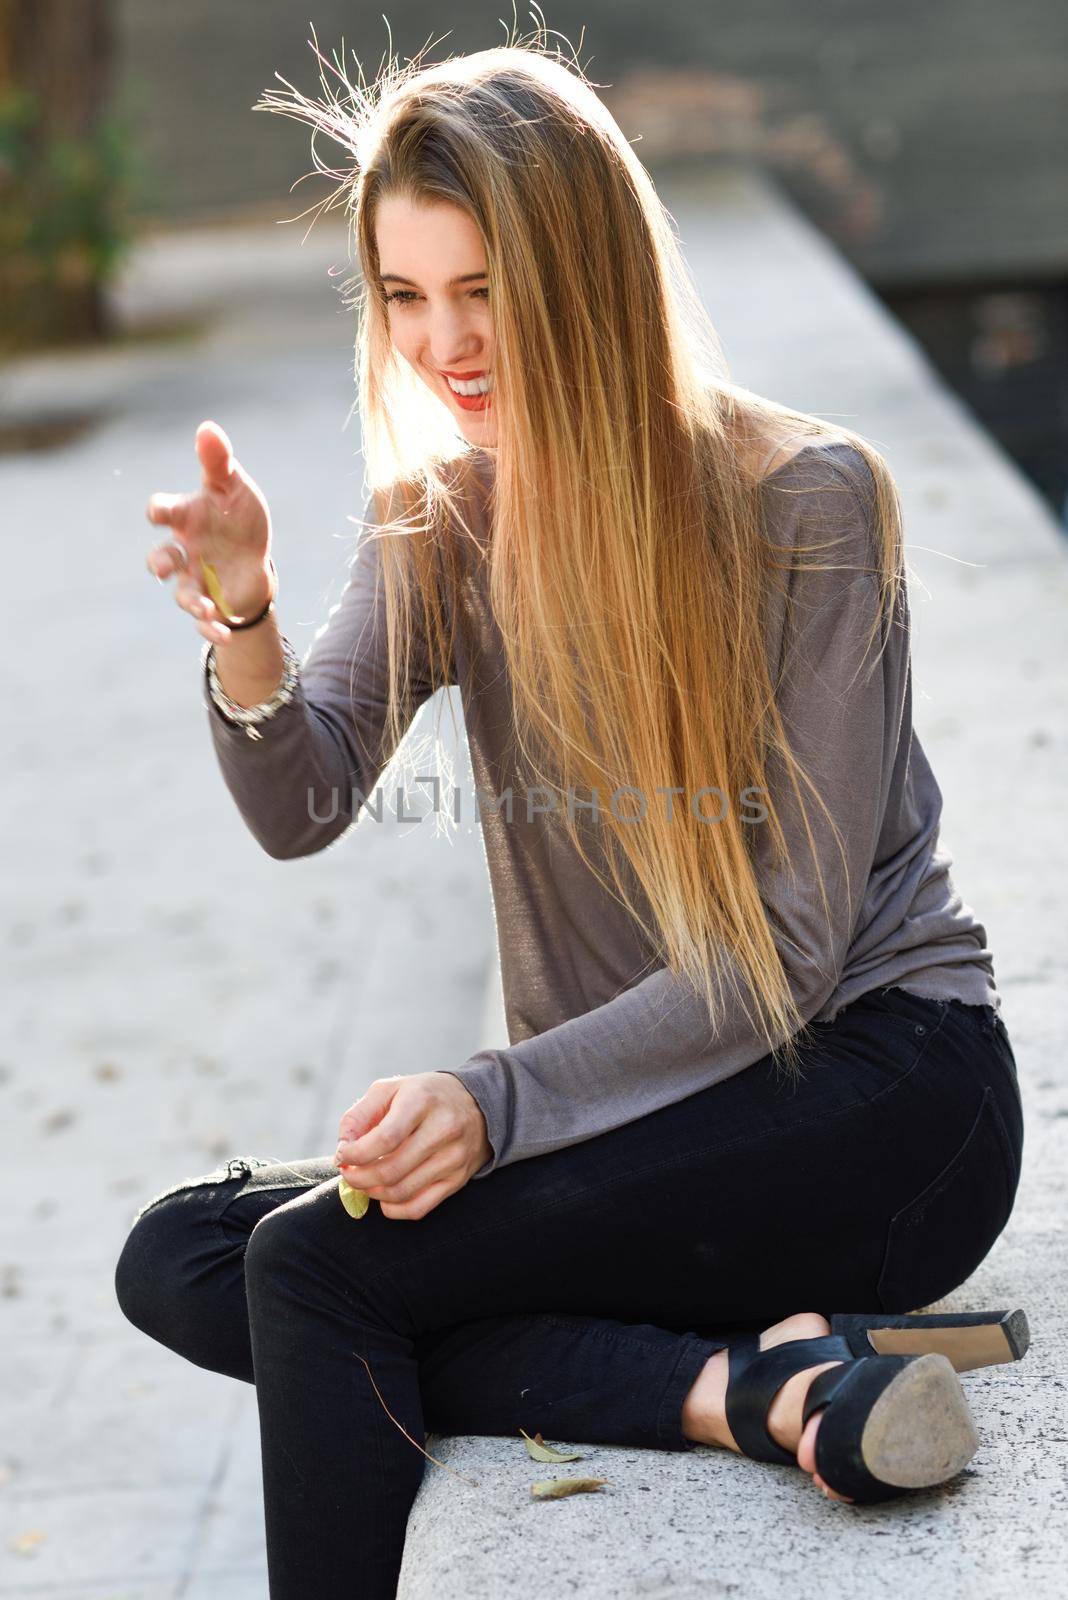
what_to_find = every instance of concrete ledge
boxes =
[398,161,1067,1600]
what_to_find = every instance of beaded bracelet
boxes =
[203,635,301,741]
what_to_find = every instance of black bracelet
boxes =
[224,558,278,631]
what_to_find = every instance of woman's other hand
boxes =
[333,1073,493,1219]
[145,419,275,645]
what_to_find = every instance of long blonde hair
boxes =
[255,22,906,1076]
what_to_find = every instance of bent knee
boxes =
[113,1190,220,1343]
[241,1198,303,1279]
[240,1183,345,1288]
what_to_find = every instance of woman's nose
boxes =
[424,313,488,367]
[430,348,488,371]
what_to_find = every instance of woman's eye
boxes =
[383,287,490,305]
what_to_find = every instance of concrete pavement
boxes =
[1,212,499,1597]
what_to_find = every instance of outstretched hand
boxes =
[144,419,275,643]
[333,1072,493,1219]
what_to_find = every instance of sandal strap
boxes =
[807,1354,914,1503]
[802,1358,862,1427]
[725,1332,854,1466]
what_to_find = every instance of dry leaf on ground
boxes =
[520,1428,584,1462]
[531,1477,609,1499]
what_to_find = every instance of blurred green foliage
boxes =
[0,84,147,353]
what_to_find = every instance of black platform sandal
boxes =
[723,1332,980,1505]
[829,1309,1029,1371]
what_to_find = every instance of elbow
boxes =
[236,797,355,861]
[268,767,370,857]
[255,818,352,861]
[257,836,307,863]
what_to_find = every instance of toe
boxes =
[798,1412,854,1501]
[797,1410,820,1474]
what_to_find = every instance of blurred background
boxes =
[2,5,1066,1596]
[3,0,1066,513]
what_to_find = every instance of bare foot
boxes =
[683,1310,855,1503]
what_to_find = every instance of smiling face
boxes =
[375,195,497,447]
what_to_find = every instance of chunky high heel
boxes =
[723,1332,980,1505]
[829,1308,1030,1371]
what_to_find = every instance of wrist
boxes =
[434,1071,493,1174]
[205,632,299,737]
[219,557,277,630]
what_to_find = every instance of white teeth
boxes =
[446,374,493,396]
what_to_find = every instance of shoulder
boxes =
[759,436,877,502]
[759,438,883,571]
[363,452,490,543]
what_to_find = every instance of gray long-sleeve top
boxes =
[202,439,999,1177]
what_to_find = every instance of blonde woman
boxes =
[116,32,1027,1597]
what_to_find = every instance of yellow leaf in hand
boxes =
[338,1176,371,1218]
[530,1477,609,1499]
[200,558,232,620]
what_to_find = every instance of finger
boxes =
[146,492,190,532]
[340,1093,426,1168]
[354,1148,454,1203]
[336,1079,405,1156]
[196,420,237,493]
[146,540,191,580]
[380,1175,456,1221]
[173,578,230,642]
[174,575,213,621]
[342,1143,450,1197]
[195,615,231,644]
[337,1103,370,1141]
[340,1144,418,1189]
[342,1118,464,1192]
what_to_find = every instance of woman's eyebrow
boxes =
[379,271,488,288]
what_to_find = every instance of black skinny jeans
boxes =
[114,985,1023,1598]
